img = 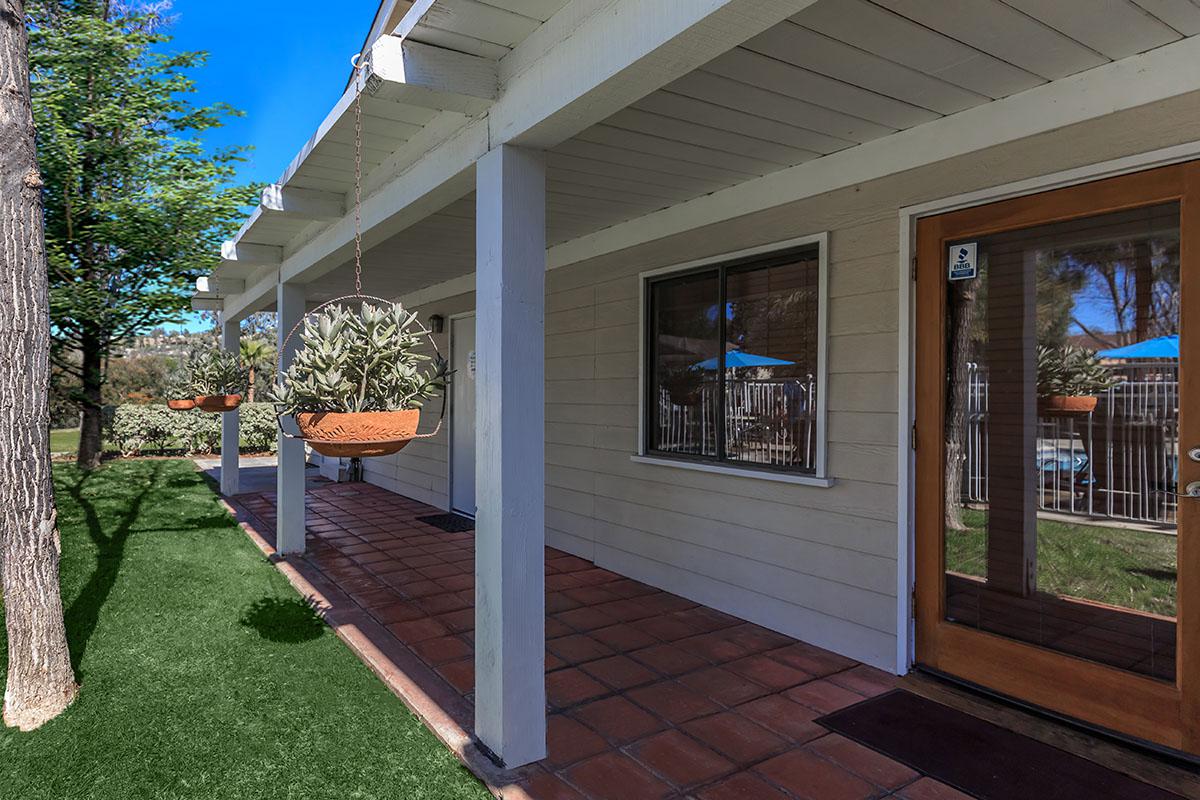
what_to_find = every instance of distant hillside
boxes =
[120,328,216,359]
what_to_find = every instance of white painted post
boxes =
[220,314,240,496]
[473,144,547,768]
[276,282,306,554]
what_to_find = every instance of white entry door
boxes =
[450,315,477,516]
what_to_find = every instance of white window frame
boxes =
[633,232,831,488]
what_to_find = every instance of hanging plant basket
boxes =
[295,409,421,457]
[166,398,196,411]
[195,394,243,413]
[269,76,445,460]
[1038,394,1097,416]
[270,295,446,458]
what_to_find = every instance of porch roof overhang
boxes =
[194,0,1200,320]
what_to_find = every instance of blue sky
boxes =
[161,0,379,332]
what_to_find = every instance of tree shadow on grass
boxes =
[1128,567,1177,582]
[239,597,325,643]
[62,462,162,678]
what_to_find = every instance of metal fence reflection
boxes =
[963,361,1179,525]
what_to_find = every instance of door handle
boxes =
[1160,481,1200,498]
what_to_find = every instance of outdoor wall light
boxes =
[428,314,445,334]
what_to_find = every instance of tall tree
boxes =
[0,0,78,729]
[29,0,255,468]
[239,337,274,403]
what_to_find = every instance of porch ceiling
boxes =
[396,0,574,59]
[202,0,1200,314]
[535,0,1200,243]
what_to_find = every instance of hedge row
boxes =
[105,403,278,456]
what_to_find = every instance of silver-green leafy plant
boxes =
[164,363,194,399]
[1036,345,1118,397]
[190,347,247,396]
[268,302,446,414]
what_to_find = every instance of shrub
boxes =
[106,403,277,455]
[110,404,178,455]
[174,409,221,454]
[239,403,278,452]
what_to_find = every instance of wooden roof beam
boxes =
[220,241,283,267]
[195,275,245,295]
[362,36,497,116]
[260,185,345,221]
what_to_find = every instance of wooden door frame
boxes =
[913,160,1200,753]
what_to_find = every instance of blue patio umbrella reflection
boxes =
[692,350,795,370]
[1096,335,1179,360]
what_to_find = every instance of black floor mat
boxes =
[416,513,475,533]
[817,690,1184,800]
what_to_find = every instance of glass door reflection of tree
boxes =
[943,203,1180,682]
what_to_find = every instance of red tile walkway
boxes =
[230,478,973,800]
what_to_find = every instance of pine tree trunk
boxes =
[76,337,103,469]
[0,0,80,730]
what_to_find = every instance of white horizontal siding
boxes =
[352,94,1200,670]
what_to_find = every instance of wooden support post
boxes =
[985,246,1037,596]
[473,144,547,768]
[220,314,240,496]
[276,282,307,555]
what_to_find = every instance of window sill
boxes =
[630,455,835,488]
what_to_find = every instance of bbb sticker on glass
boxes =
[948,242,977,281]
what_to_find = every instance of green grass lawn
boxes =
[0,460,487,800]
[49,427,80,453]
[946,508,1177,617]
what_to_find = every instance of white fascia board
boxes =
[489,0,821,149]
[261,185,346,221]
[367,36,497,116]
[390,0,435,42]
[547,33,1200,270]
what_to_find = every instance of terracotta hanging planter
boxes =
[294,408,421,457]
[1038,394,1097,416]
[195,394,243,413]
[166,398,196,411]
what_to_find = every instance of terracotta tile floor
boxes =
[234,479,974,800]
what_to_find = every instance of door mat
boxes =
[817,690,1184,800]
[416,513,475,533]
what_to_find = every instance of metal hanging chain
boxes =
[272,51,446,444]
[351,53,365,295]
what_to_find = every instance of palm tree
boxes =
[239,337,274,402]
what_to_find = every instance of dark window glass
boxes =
[646,247,820,473]
[648,270,720,458]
